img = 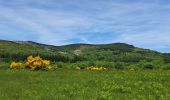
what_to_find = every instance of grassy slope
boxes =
[0,40,165,63]
[0,40,56,54]
[0,69,170,100]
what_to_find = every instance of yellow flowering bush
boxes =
[75,67,81,70]
[10,56,51,71]
[86,66,107,71]
[10,62,24,69]
[26,56,51,70]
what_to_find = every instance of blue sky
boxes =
[0,0,170,52]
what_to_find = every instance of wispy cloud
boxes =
[0,0,170,52]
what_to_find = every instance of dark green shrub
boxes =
[162,64,170,70]
[115,62,125,70]
[75,61,91,69]
[142,63,154,69]
[95,61,115,68]
[55,62,66,68]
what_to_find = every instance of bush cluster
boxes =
[26,56,51,70]
[10,62,24,69]
[10,56,51,70]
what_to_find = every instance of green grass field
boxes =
[0,69,170,100]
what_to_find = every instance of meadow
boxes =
[0,68,170,100]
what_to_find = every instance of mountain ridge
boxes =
[0,40,161,53]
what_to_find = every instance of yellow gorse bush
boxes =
[75,67,81,70]
[26,56,51,70]
[10,56,51,71]
[10,62,24,69]
[86,66,107,71]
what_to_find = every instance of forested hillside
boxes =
[0,40,170,69]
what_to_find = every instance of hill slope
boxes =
[0,40,169,64]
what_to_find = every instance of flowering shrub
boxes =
[10,56,51,71]
[26,56,51,70]
[86,66,107,71]
[10,62,24,69]
[75,67,81,70]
